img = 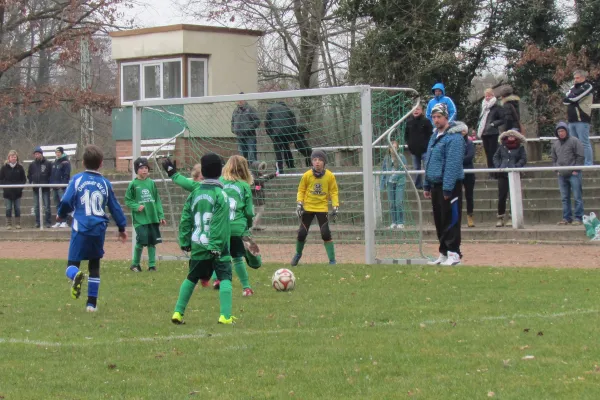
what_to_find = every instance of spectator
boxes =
[291,125,313,167]
[499,86,522,133]
[404,104,433,190]
[563,70,595,166]
[458,122,476,227]
[0,150,26,230]
[380,140,407,229]
[493,130,527,227]
[551,121,585,225]
[27,146,52,228]
[423,103,465,266]
[425,83,457,123]
[231,95,260,162]
[476,88,505,174]
[265,101,296,173]
[50,146,71,228]
[249,161,278,231]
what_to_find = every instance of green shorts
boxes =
[188,258,232,282]
[135,223,162,246]
[230,236,246,258]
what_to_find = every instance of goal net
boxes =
[132,86,428,265]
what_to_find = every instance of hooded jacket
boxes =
[425,83,457,123]
[493,130,527,169]
[501,95,521,131]
[551,121,585,176]
[563,80,594,123]
[423,121,466,196]
[404,114,433,156]
[0,160,26,200]
[50,154,71,186]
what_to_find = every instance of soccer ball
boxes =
[272,268,296,291]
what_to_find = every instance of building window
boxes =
[189,58,208,97]
[121,58,183,104]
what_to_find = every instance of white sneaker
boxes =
[51,222,61,228]
[59,222,68,228]
[396,224,404,229]
[86,305,97,312]
[427,253,447,265]
[390,224,397,229]
[441,251,461,266]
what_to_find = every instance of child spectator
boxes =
[493,130,527,227]
[291,150,339,266]
[59,145,127,312]
[249,161,277,231]
[380,140,407,229]
[171,153,235,325]
[125,157,166,272]
[0,150,26,230]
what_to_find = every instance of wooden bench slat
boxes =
[140,139,174,145]
[141,145,176,152]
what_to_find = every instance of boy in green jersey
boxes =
[171,153,235,325]
[125,158,166,272]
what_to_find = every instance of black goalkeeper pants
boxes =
[431,182,462,256]
[297,211,332,242]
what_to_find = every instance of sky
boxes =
[119,0,202,28]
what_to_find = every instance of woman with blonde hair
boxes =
[476,88,504,174]
[0,150,27,229]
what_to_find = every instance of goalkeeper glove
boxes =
[162,158,177,177]
[181,245,191,252]
[330,206,339,223]
[210,250,221,258]
[296,202,304,219]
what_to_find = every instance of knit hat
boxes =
[311,149,327,164]
[55,146,64,154]
[201,153,223,179]
[133,157,149,174]
[498,85,514,98]
[431,103,449,118]
[33,146,43,154]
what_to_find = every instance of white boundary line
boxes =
[2,308,597,348]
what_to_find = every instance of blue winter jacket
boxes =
[50,155,71,185]
[426,83,457,123]
[423,121,466,196]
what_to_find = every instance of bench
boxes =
[118,138,176,171]
[24,143,77,164]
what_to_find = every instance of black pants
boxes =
[497,174,509,215]
[463,174,475,215]
[297,211,331,242]
[431,182,462,256]
[482,135,499,169]
[290,133,312,167]
[272,135,294,172]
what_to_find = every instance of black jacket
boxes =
[404,115,433,156]
[481,104,505,136]
[493,130,527,169]
[265,102,297,138]
[0,162,26,200]
[564,80,594,123]
[501,95,521,131]
[27,157,52,192]
[50,155,71,185]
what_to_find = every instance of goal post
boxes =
[131,85,430,265]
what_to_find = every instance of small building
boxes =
[109,24,263,171]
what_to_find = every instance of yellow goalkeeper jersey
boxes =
[296,169,339,212]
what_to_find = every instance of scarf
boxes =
[504,138,519,150]
[312,167,326,178]
[477,97,497,138]
[9,162,17,168]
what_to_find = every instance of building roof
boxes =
[109,24,264,38]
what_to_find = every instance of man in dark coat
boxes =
[404,104,433,189]
[50,146,71,228]
[265,101,297,173]
[231,96,261,162]
[27,146,52,228]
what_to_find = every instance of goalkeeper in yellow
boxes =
[291,150,339,266]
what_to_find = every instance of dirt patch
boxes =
[0,240,597,268]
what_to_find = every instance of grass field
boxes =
[1,260,600,399]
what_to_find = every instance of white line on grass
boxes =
[1,309,598,348]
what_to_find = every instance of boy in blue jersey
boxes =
[57,145,128,312]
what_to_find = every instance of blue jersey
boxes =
[58,170,127,236]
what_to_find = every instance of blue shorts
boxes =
[68,231,106,261]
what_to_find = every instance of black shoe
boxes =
[130,265,142,272]
[148,267,157,272]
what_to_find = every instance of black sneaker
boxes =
[148,267,157,272]
[130,265,142,272]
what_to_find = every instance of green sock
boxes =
[148,246,156,267]
[233,257,250,289]
[324,241,336,262]
[295,240,306,255]
[219,279,233,318]
[132,244,143,266]
[174,279,196,314]
[211,271,217,281]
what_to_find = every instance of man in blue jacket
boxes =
[50,146,72,228]
[426,83,457,123]
[423,103,465,266]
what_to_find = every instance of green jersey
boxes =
[125,178,164,228]
[171,172,198,192]
[219,178,254,237]
[179,179,231,261]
